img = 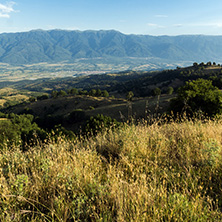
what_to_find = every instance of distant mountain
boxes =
[0,29,222,65]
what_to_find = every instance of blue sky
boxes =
[1,0,222,35]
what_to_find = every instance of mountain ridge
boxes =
[0,29,222,65]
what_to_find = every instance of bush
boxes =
[29,96,36,102]
[152,87,161,96]
[170,78,222,117]
[84,114,120,135]
[69,88,79,95]
[37,94,49,100]
[126,91,134,101]
[57,90,67,97]
[68,109,86,123]
[0,113,47,149]
[101,90,109,97]
[166,86,174,95]
[51,90,58,98]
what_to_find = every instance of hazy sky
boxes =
[1,0,222,35]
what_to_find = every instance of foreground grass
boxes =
[1,118,222,221]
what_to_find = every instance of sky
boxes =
[1,0,222,36]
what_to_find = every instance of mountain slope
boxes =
[0,30,222,64]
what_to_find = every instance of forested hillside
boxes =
[0,30,222,64]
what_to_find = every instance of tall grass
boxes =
[1,117,222,221]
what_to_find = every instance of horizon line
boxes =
[0,28,222,37]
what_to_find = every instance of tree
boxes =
[79,90,88,95]
[152,87,161,96]
[207,61,212,66]
[102,90,109,97]
[89,89,97,97]
[170,78,222,117]
[96,89,102,97]
[69,88,78,95]
[29,96,36,102]
[126,91,134,101]
[51,90,58,98]
[0,114,47,150]
[58,90,67,97]
[84,114,120,135]
[37,94,49,100]
[166,87,174,95]
[68,109,86,123]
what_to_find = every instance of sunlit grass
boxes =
[1,117,222,221]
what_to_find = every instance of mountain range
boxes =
[0,29,222,65]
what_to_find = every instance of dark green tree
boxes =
[29,96,36,102]
[37,94,49,100]
[152,87,161,96]
[102,90,109,97]
[68,109,86,123]
[51,90,58,98]
[166,87,174,95]
[126,91,134,101]
[79,90,88,95]
[84,114,120,135]
[96,89,102,97]
[0,114,47,150]
[58,90,67,97]
[89,89,97,97]
[207,61,212,66]
[70,88,78,95]
[170,78,222,117]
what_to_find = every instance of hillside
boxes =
[1,62,222,131]
[3,93,173,132]
[3,61,221,96]
[0,30,222,65]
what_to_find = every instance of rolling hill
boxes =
[0,29,222,65]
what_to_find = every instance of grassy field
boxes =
[1,117,222,221]
[8,94,174,120]
[0,87,42,107]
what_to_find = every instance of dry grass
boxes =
[0,87,30,107]
[0,99,6,107]
[1,118,222,221]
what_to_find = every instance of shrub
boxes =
[101,90,109,97]
[69,88,79,95]
[0,113,47,149]
[170,78,222,117]
[68,109,86,123]
[152,87,161,96]
[37,94,49,100]
[57,90,67,97]
[29,96,36,102]
[167,86,174,95]
[126,91,134,101]
[84,114,120,135]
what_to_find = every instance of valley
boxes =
[0,57,189,82]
